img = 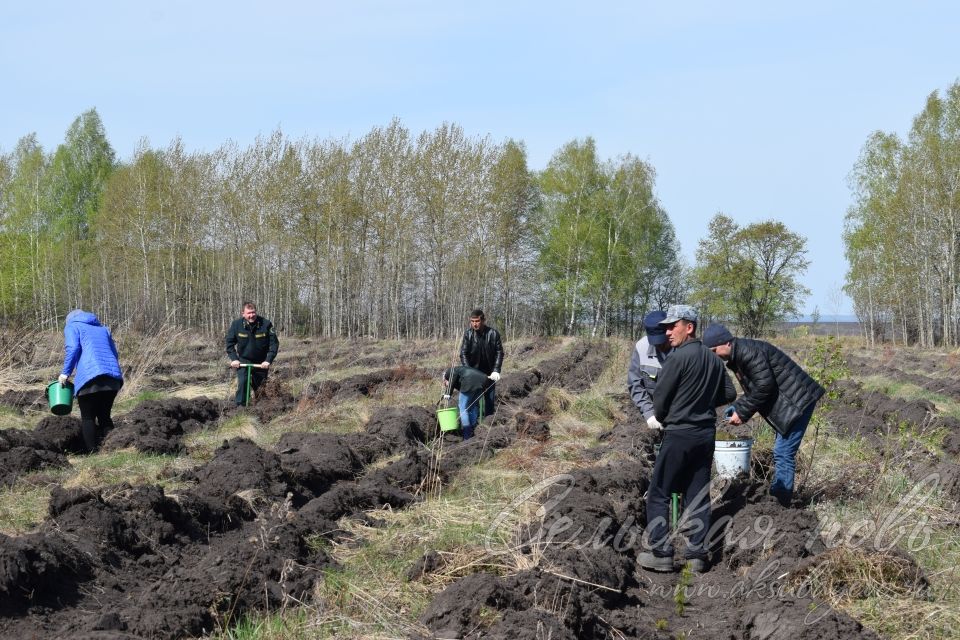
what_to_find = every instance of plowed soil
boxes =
[1,337,954,638]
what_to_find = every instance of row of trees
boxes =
[1,110,811,338]
[845,80,960,346]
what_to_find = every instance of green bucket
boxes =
[437,407,460,433]
[47,381,74,416]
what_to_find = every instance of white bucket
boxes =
[714,438,753,479]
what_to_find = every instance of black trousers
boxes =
[644,427,715,560]
[235,367,268,406]
[76,390,118,452]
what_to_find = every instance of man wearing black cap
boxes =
[702,323,825,507]
[639,305,736,574]
[627,310,671,429]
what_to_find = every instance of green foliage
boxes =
[217,609,310,640]
[47,109,116,240]
[692,214,810,336]
[674,563,692,616]
[537,138,680,335]
[0,135,49,320]
[845,80,960,346]
[805,336,850,408]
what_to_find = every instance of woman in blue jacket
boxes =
[58,309,124,452]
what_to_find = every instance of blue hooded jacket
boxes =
[61,310,123,392]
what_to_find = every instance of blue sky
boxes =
[2,1,957,316]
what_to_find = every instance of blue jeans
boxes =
[770,403,816,505]
[458,390,483,440]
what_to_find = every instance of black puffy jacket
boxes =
[727,338,824,435]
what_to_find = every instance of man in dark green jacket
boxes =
[225,301,279,406]
[703,324,824,506]
[639,305,736,574]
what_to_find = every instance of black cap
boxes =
[643,311,668,346]
[702,324,734,348]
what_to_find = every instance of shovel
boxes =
[234,363,266,407]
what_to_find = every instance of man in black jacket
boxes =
[225,301,280,406]
[703,324,824,507]
[459,309,503,419]
[639,305,736,574]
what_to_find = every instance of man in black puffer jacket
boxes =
[703,324,824,506]
[459,309,503,418]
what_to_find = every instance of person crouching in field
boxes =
[443,366,494,440]
[59,309,124,453]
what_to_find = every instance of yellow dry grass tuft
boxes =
[791,546,928,603]
[116,326,192,400]
[795,541,960,640]
[65,449,187,489]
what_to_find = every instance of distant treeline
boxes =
[1,112,811,339]
[845,79,960,347]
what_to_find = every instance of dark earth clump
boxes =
[102,396,221,454]
[301,365,429,407]
[406,549,446,581]
[276,431,365,497]
[0,388,45,413]
[0,450,337,638]
[245,377,297,422]
[0,415,83,485]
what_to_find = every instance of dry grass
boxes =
[298,400,373,436]
[0,328,61,392]
[115,326,194,400]
[299,461,545,638]
[807,448,960,639]
[172,381,232,400]
[0,482,55,535]
[791,546,928,602]
[65,449,188,489]
[793,543,960,640]
[184,414,264,457]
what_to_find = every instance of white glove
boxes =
[488,372,501,382]
[443,394,451,402]
[646,416,663,430]
[58,374,69,386]
[230,360,240,369]
[261,361,270,369]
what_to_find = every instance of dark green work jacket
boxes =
[225,316,279,364]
